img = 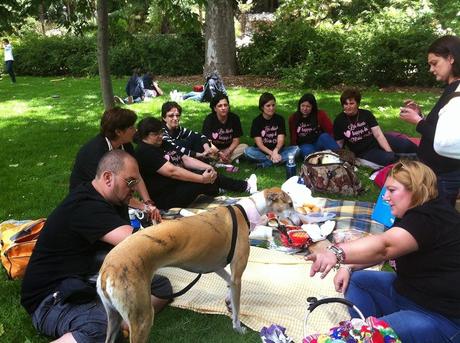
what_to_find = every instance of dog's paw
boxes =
[233,325,247,334]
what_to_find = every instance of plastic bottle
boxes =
[128,208,141,233]
[285,153,296,179]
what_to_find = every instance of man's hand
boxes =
[144,204,162,223]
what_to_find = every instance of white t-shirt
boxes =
[4,44,14,61]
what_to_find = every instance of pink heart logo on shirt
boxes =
[261,130,266,137]
[297,127,301,133]
[164,154,170,161]
[344,130,351,138]
[212,132,218,140]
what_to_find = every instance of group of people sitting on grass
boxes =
[114,68,164,105]
[19,34,460,343]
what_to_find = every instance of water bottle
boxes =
[285,153,296,180]
[129,208,141,233]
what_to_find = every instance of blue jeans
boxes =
[359,134,418,166]
[437,168,460,207]
[182,91,204,101]
[298,133,339,159]
[244,145,299,168]
[345,270,460,343]
[5,60,15,83]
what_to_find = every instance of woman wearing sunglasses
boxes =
[307,160,460,343]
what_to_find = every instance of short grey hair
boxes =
[95,150,131,178]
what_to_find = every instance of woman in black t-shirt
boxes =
[307,160,460,343]
[135,117,258,210]
[244,92,299,168]
[333,88,417,166]
[399,35,460,206]
[202,93,248,163]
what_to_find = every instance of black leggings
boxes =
[154,173,247,210]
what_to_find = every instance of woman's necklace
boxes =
[347,112,360,126]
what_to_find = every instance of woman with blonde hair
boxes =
[307,160,460,342]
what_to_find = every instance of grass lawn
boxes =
[0,76,440,342]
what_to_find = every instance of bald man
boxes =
[21,150,171,343]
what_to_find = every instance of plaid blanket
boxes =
[173,195,385,235]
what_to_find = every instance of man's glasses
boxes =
[118,176,140,189]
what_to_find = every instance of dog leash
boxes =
[154,205,250,300]
[226,204,250,264]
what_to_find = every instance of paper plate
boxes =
[297,211,336,224]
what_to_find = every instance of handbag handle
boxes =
[303,297,366,338]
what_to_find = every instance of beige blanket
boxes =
[158,246,350,342]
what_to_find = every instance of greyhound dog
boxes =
[97,187,294,343]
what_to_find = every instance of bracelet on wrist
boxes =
[143,200,155,206]
[327,244,346,270]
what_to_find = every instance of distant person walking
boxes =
[2,38,16,83]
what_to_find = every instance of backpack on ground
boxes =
[300,150,363,196]
[0,218,45,279]
[201,72,227,102]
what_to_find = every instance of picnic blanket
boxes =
[159,195,386,341]
[158,247,350,342]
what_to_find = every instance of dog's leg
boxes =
[104,305,123,343]
[215,268,246,334]
[125,292,154,343]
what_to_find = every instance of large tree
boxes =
[96,0,114,110]
[204,0,237,76]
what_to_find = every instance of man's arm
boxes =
[100,225,133,245]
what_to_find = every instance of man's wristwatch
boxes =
[327,245,346,270]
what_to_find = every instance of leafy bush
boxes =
[14,35,98,76]
[110,33,204,76]
[238,12,441,87]
[13,33,204,77]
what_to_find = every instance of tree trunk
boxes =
[39,0,46,36]
[204,0,237,76]
[96,0,114,110]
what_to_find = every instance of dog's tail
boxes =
[96,274,124,343]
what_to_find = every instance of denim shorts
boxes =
[32,293,107,343]
[31,274,172,342]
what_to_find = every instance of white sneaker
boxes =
[246,174,258,194]
[114,96,125,105]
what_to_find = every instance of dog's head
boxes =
[263,187,294,218]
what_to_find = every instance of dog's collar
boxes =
[236,196,263,229]
[248,191,267,215]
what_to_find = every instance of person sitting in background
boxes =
[142,71,164,98]
[161,101,216,160]
[244,92,299,168]
[135,117,257,210]
[114,68,145,105]
[21,150,171,343]
[69,107,160,222]
[288,93,338,159]
[333,88,417,166]
[307,160,460,343]
[182,71,227,102]
[202,93,248,163]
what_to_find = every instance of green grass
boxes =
[0,76,440,342]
